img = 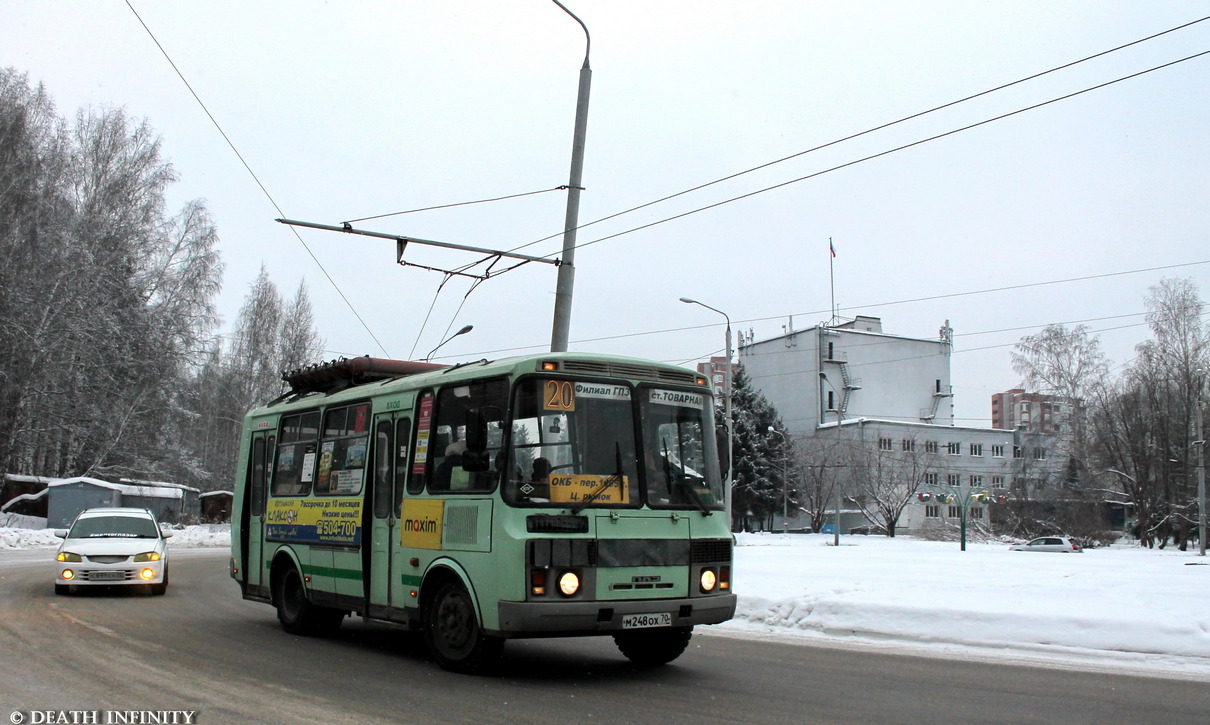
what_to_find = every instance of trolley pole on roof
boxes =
[549,1,592,353]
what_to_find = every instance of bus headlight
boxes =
[558,571,580,597]
[700,568,717,592]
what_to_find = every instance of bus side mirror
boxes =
[716,426,730,478]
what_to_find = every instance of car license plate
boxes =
[90,571,125,581]
[622,612,671,629]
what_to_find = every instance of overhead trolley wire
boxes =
[124,1,391,357]
[496,14,1205,262]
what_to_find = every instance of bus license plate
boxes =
[622,612,671,629]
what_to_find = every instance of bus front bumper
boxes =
[495,593,737,637]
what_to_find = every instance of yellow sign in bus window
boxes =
[548,474,630,505]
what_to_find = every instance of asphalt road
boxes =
[1,549,1206,725]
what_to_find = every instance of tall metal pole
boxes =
[550,1,591,352]
[1197,379,1206,556]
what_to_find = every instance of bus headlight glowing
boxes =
[700,568,717,592]
[558,571,580,597]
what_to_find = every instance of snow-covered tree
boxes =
[724,365,789,532]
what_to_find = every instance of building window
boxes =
[947,473,960,487]
[925,440,939,454]
[1013,445,1023,459]
[970,507,984,520]
[991,444,1005,458]
[970,475,983,488]
[991,475,1005,489]
[969,443,983,457]
[902,439,916,452]
[947,442,961,456]
[947,505,960,518]
[827,390,835,411]
[923,472,938,486]
[925,505,939,518]
[1033,447,1047,460]
[879,437,893,451]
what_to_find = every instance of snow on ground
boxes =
[2,522,1206,678]
[717,532,1210,679]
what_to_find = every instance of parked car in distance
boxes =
[1010,536,1082,553]
[54,507,172,595]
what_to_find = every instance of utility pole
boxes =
[1197,383,1206,556]
[550,1,591,352]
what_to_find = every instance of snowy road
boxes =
[2,549,1208,725]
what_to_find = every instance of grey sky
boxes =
[4,1,1207,426]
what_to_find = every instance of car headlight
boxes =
[56,552,82,563]
[133,551,162,562]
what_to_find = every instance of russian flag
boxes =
[829,239,836,258]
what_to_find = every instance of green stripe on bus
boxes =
[303,565,364,581]
[401,574,422,587]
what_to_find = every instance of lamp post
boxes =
[425,324,473,361]
[768,426,789,533]
[679,297,734,528]
[819,373,843,546]
[917,482,1003,551]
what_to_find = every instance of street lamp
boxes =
[819,372,843,546]
[425,324,473,361]
[768,426,789,533]
[680,297,734,528]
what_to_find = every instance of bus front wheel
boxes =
[275,566,343,637]
[613,626,693,666]
[423,578,503,674]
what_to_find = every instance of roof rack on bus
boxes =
[281,356,446,396]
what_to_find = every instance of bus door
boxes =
[365,412,411,615]
[241,431,272,597]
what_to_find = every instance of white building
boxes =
[739,316,1059,535]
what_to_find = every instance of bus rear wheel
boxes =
[275,566,343,637]
[613,626,693,666]
[423,578,503,674]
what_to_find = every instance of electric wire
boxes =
[548,49,1210,261]
[500,15,1210,259]
[343,186,570,225]
[124,1,390,357]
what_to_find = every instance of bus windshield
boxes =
[639,387,725,511]
[504,378,724,511]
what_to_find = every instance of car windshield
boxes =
[68,515,159,539]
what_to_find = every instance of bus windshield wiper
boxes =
[570,443,624,515]
[664,440,712,516]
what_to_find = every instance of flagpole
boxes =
[828,237,836,326]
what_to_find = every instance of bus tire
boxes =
[276,565,343,637]
[423,577,503,674]
[613,626,693,667]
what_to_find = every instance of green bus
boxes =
[230,352,735,673]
